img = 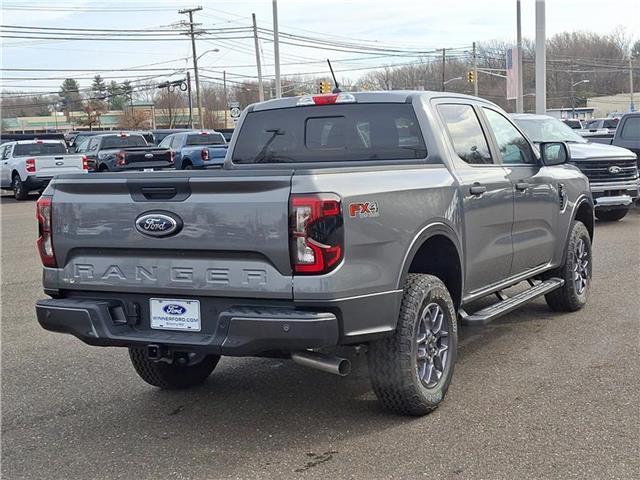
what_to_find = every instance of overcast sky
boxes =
[1,0,638,94]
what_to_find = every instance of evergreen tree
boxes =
[58,78,82,112]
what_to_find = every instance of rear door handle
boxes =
[470,184,487,196]
[515,182,530,191]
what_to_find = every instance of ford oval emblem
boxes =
[135,211,182,238]
[608,165,622,174]
[163,304,186,315]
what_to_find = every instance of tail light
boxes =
[26,158,36,173]
[201,148,209,161]
[82,155,89,171]
[289,194,343,274]
[169,149,176,164]
[36,196,57,267]
[116,151,126,166]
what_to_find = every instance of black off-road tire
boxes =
[595,208,628,222]
[12,174,28,201]
[129,348,220,389]
[368,274,458,416]
[545,221,591,312]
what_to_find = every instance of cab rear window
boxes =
[232,103,427,163]
[101,135,147,149]
[14,142,67,156]
[186,133,225,146]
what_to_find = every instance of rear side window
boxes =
[101,135,147,149]
[438,104,492,165]
[603,118,619,129]
[13,142,67,156]
[232,103,427,163]
[186,133,225,146]
[620,117,640,140]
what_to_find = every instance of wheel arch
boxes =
[397,222,464,308]
[574,197,594,241]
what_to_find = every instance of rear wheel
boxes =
[595,208,628,222]
[368,274,457,416]
[12,174,28,201]
[128,348,220,389]
[183,161,193,170]
[545,221,591,312]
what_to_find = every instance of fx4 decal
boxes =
[349,201,379,218]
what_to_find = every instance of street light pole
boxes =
[272,0,282,98]
[516,0,524,113]
[179,6,204,129]
[571,79,590,119]
[535,0,546,114]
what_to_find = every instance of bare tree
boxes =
[118,109,150,129]
[155,89,188,128]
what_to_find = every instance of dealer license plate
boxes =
[150,298,201,332]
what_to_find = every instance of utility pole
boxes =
[186,71,193,128]
[630,57,636,112]
[272,0,281,98]
[441,48,446,92]
[535,0,546,114]
[223,70,228,128]
[252,13,265,102]
[516,0,524,113]
[472,42,478,96]
[179,6,204,129]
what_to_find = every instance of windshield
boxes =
[101,135,148,149]
[14,142,67,156]
[514,117,586,144]
[186,133,225,146]
[233,103,427,163]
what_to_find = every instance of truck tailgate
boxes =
[35,154,85,177]
[49,171,294,299]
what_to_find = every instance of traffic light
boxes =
[467,71,475,84]
[319,81,332,94]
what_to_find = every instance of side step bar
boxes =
[459,277,564,326]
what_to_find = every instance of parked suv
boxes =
[36,91,594,416]
[513,114,638,221]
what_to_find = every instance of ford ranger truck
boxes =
[0,139,88,200]
[35,91,595,416]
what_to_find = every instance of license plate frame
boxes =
[149,298,201,332]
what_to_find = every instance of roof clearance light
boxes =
[297,93,356,106]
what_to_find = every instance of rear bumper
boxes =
[36,297,339,356]
[26,176,52,190]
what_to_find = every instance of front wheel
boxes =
[368,274,458,416]
[545,221,592,312]
[12,174,28,201]
[129,348,220,389]
[595,208,628,222]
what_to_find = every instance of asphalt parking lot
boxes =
[1,194,639,480]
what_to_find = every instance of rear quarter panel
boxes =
[292,165,459,300]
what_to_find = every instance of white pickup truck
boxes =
[0,140,88,200]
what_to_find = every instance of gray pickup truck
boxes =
[35,91,595,416]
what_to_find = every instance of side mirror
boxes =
[539,141,569,166]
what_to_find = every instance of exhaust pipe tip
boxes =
[291,351,351,376]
